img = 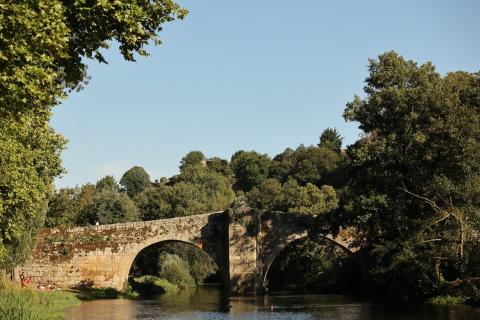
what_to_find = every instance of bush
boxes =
[158,254,195,288]
[132,275,178,296]
[161,242,218,285]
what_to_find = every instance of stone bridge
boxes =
[20,209,356,293]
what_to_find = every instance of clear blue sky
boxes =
[52,0,480,188]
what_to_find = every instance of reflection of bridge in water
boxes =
[20,208,356,293]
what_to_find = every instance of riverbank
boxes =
[0,285,80,320]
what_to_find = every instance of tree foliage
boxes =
[75,188,139,226]
[179,151,205,172]
[0,0,187,117]
[230,151,271,191]
[0,114,66,268]
[47,179,139,227]
[120,166,151,197]
[341,51,480,300]
[247,178,338,214]
[0,0,186,268]
[318,128,343,153]
[134,165,234,220]
[96,175,120,192]
[269,145,347,189]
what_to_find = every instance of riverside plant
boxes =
[0,278,80,320]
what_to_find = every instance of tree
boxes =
[1,0,187,117]
[133,188,173,221]
[76,189,139,226]
[230,151,271,191]
[120,166,151,197]
[247,178,338,215]
[45,188,78,228]
[134,165,234,220]
[269,145,347,189]
[319,128,343,152]
[0,0,186,268]
[288,146,343,187]
[246,179,283,210]
[206,157,234,180]
[157,253,195,288]
[341,51,480,300]
[96,175,120,192]
[0,115,66,268]
[179,151,205,172]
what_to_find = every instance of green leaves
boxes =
[120,166,151,197]
[342,51,480,300]
[247,178,338,215]
[0,0,186,267]
[0,112,66,268]
[134,165,234,220]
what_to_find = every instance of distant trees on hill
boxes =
[45,130,345,227]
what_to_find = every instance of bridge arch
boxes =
[260,234,354,289]
[125,239,228,288]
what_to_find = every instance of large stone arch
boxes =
[125,238,227,287]
[257,211,356,290]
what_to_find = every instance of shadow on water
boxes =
[64,286,480,320]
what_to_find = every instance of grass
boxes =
[0,274,178,320]
[131,275,178,296]
[0,279,80,320]
[426,295,467,305]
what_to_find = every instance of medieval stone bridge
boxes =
[20,208,356,293]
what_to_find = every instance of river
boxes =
[64,286,480,320]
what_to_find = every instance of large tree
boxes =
[120,166,151,197]
[135,165,234,220]
[0,0,186,268]
[230,150,271,192]
[341,51,480,300]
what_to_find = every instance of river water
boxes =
[64,287,480,320]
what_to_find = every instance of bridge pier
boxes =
[227,209,262,293]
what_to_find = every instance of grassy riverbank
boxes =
[0,284,80,320]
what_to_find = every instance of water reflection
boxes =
[64,287,480,320]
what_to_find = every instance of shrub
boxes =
[132,275,178,296]
[158,254,195,288]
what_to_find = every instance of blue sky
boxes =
[52,0,480,188]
